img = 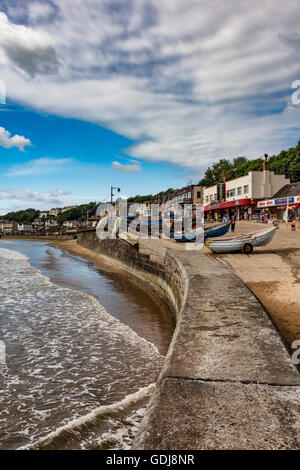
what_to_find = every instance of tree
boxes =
[199,141,300,186]
[2,208,39,224]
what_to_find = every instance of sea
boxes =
[0,240,174,450]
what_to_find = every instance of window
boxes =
[237,187,242,196]
[243,185,249,194]
[205,196,209,203]
[210,194,213,202]
[197,191,201,199]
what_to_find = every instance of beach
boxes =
[212,221,300,348]
[0,239,174,450]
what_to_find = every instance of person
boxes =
[230,215,236,232]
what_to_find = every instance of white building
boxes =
[63,220,80,228]
[18,223,33,232]
[45,219,58,227]
[204,158,289,220]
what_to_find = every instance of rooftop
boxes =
[272,182,300,198]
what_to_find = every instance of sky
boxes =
[0,0,300,213]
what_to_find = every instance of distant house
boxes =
[32,218,45,231]
[63,220,80,229]
[49,206,77,217]
[39,211,49,219]
[61,205,77,213]
[49,208,62,217]
[45,219,58,227]
[18,223,33,232]
[1,220,18,234]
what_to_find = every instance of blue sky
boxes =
[0,1,300,213]
[0,102,186,213]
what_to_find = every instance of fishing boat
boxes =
[206,226,276,254]
[173,222,230,242]
[204,222,231,240]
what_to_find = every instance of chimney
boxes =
[263,153,269,171]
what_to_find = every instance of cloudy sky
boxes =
[0,0,300,212]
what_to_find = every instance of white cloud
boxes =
[1,2,300,170]
[112,161,141,173]
[0,11,58,76]
[0,126,32,151]
[28,2,54,23]
[5,157,72,176]
[0,188,63,204]
[56,188,72,195]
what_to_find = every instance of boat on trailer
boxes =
[206,226,276,254]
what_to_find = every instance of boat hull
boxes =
[207,227,276,253]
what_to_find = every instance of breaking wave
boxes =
[0,247,163,449]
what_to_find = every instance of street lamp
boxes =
[111,186,121,204]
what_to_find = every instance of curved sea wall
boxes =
[3,233,77,241]
[77,229,300,450]
[77,228,186,319]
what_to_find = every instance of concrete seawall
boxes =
[77,229,300,450]
[2,233,77,241]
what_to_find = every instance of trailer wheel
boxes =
[242,243,253,254]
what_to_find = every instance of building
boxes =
[0,220,18,234]
[61,205,77,213]
[204,156,289,220]
[39,211,49,219]
[18,223,33,232]
[257,182,300,222]
[62,220,80,229]
[49,208,61,217]
[49,206,77,217]
[45,219,58,228]
[32,218,45,231]
[164,185,204,209]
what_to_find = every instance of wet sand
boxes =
[214,221,300,348]
[54,239,175,355]
[0,239,174,356]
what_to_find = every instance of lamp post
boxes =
[111,186,121,205]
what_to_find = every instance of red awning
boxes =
[205,199,258,212]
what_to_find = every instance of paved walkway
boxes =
[135,236,300,450]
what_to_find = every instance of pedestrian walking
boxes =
[231,215,236,232]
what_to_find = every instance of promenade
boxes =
[134,235,300,449]
[211,221,300,347]
[70,226,300,449]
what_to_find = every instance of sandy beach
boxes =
[211,221,300,348]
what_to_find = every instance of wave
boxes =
[18,384,155,450]
[0,247,163,449]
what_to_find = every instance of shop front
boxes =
[257,195,300,222]
[204,198,259,221]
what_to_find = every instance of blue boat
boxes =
[204,222,230,240]
[173,222,230,242]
